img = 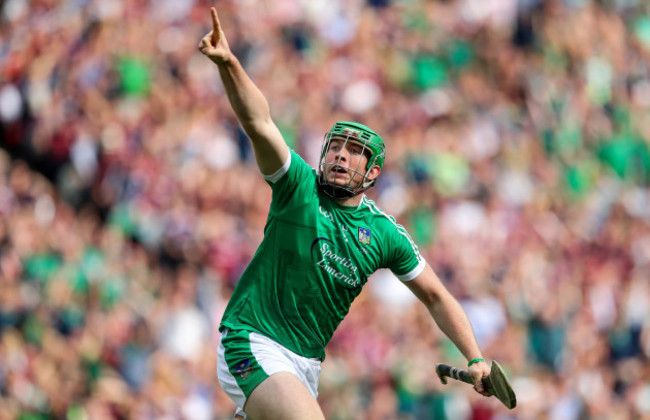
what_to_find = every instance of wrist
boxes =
[213,51,235,66]
[467,357,485,367]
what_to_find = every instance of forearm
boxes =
[427,291,483,361]
[405,266,484,361]
[216,54,273,132]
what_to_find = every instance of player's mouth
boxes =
[330,165,349,177]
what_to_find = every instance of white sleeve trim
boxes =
[395,259,426,282]
[263,152,292,184]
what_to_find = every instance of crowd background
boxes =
[1,0,650,419]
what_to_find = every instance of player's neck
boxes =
[335,193,363,208]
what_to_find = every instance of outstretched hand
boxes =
[468,361,491,397]
[198,7,232,64]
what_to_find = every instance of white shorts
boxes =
[217,329,322,419]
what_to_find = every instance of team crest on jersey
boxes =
[358,228,371,245]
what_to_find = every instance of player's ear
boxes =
[367,165,381,181]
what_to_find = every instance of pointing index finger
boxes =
[211,7,220,31]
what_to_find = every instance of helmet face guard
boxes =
[318,122,385,199]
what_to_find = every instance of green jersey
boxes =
[219,150,425,360]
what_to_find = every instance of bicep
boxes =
[244,118,290,176]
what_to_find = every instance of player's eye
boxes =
[350,147,362,155]
[329,140,344,151]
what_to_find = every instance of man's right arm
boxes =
[199,7,288,176]
[403,265,491,396]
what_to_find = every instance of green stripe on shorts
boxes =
[222,329,270,398]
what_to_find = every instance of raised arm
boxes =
[403,264,491,396]
[198,7,289,176]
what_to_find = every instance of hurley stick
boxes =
[436,360,517,409]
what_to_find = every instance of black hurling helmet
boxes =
[317,121,386,199]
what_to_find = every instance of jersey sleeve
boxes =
[385,223,426,281]
[265,149,317,210]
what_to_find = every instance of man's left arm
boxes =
[403,264,491,396]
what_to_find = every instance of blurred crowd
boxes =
[1,0,650,419]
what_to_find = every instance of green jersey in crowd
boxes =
[219,150,425,361]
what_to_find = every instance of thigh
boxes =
[218,329,323,419]
[244,371,325,420]
[217,329,270,410]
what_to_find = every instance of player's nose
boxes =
[334,147,349,161]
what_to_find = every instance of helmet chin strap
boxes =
[317,175,359,199]
[317,174,377,199]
